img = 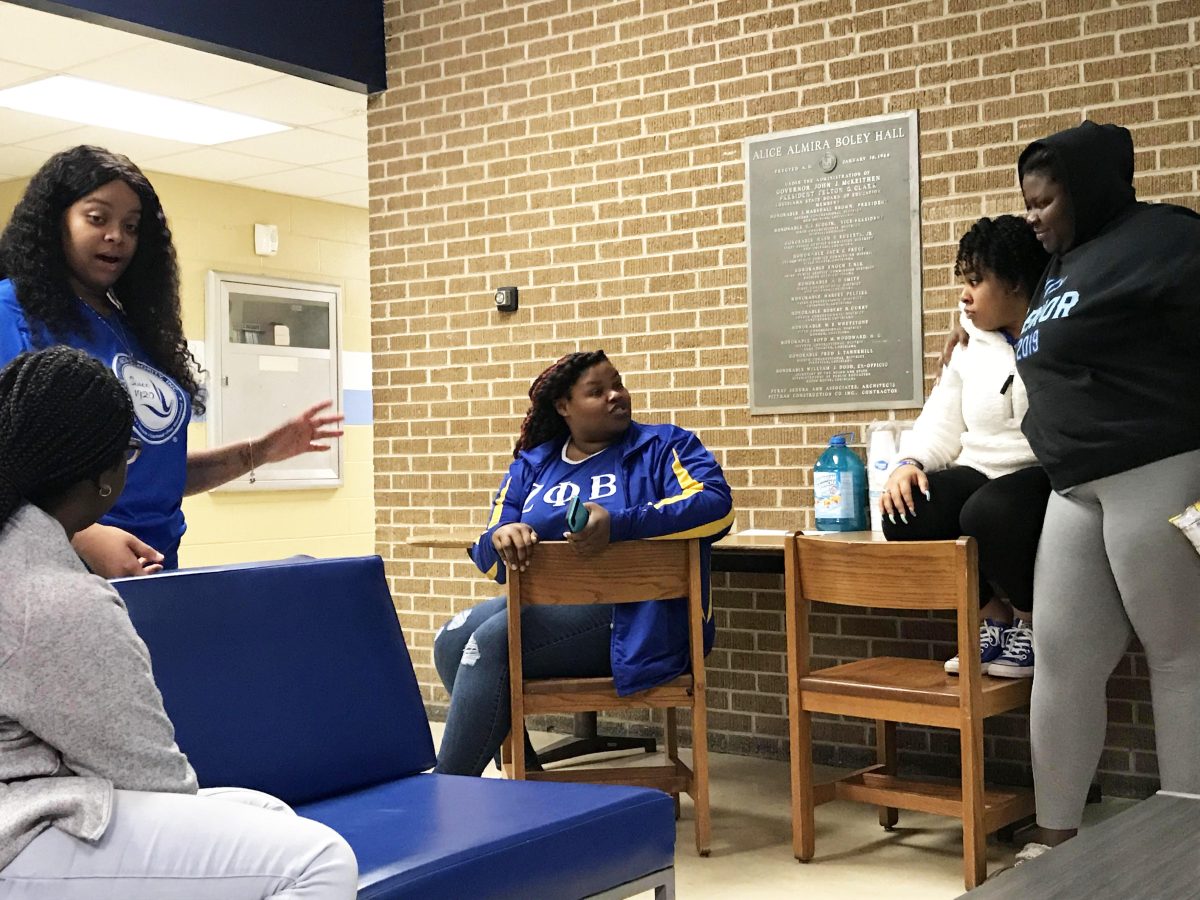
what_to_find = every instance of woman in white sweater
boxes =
[0,347,356,899]
[882,215,1050,677]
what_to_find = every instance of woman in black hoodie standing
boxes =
[1014,121,1200,859]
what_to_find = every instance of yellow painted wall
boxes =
[0,181,22,228]
[0,172,374,566]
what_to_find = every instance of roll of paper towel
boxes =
[866,423,899,533]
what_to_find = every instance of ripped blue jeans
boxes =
[432,595,613,776]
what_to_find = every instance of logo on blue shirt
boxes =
[113,353,188,443]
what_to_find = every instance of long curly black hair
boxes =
[0,145,202,412]
[0,346,133,530]
[954,214,1050,301]
[514,350,610,457]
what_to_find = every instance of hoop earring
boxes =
[99,484,113,498]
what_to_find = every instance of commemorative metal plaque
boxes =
[746,110,923,414]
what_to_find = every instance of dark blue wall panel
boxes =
[16,0,385,93]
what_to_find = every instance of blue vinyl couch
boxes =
[114,555,676,899]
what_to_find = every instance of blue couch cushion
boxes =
[116,556,436,805]
[297,774,676,900]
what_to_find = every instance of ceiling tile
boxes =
[317,157,367,178]
[310,113,367,140]
[20,125,197,161]
[0,108,81,143]
[237,166,364,200]
[0,144,49,178]
[141,147,294,181]
[220,128,364,167]
[67,41,279,100]
[204,77,366,127]
[0,58,47,89]
[319,188,369,208]
[0,3,145,70]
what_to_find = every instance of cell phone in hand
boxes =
[566,496,590,533]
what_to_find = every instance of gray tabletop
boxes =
[959,792,1200,899]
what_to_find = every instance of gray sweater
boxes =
[0,504,197,870]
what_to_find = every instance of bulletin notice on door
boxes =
[745,110,923,414]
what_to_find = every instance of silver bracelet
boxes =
[246,439,257,484]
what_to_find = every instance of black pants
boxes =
[881,465,1050,610]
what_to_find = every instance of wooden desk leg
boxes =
[876,719,899,830]
[785,543,815,862]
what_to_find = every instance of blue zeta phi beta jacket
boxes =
[469,421,735,695]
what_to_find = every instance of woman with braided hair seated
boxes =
[0,346,357,898]
[432,349,734,776]
[0,145,343,577]
[882,215,1051,678]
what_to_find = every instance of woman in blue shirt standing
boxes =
[433,350,735,776]
[0,145,342,576]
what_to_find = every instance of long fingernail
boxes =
[924,491,931,501]
[899,513,908,525]
[887,514,896,525]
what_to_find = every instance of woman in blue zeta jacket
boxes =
[433,349,735,776]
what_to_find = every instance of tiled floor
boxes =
[433,723,1132,899]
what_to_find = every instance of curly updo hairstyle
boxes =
[954,214,1050,302]
[514,350,610,457]
[0,346,134,529]
[0,145,202,412]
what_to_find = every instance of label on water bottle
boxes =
[814,470,856,516]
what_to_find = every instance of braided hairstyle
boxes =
[0,145,203,413]
[954,215,1050,301]
[0,346,134,530]
[514,350,610,457]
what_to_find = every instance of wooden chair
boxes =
[504,538,711,856]
[784,532,1034,889]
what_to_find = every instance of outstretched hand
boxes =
[259,400,345,464]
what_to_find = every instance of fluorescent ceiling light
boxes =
[0,75,289,145]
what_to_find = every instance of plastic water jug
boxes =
[814,432,869,532]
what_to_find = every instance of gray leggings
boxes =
[1031,448,1200,830]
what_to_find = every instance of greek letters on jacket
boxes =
[468,421,734,696]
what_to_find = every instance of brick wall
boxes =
[369,0,1199,798]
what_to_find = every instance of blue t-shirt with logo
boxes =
[0,279,190,566]
[518,441,626,539]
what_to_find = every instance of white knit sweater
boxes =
[897,312,1038,479]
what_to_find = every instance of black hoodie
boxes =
[1014,121,1200,491]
